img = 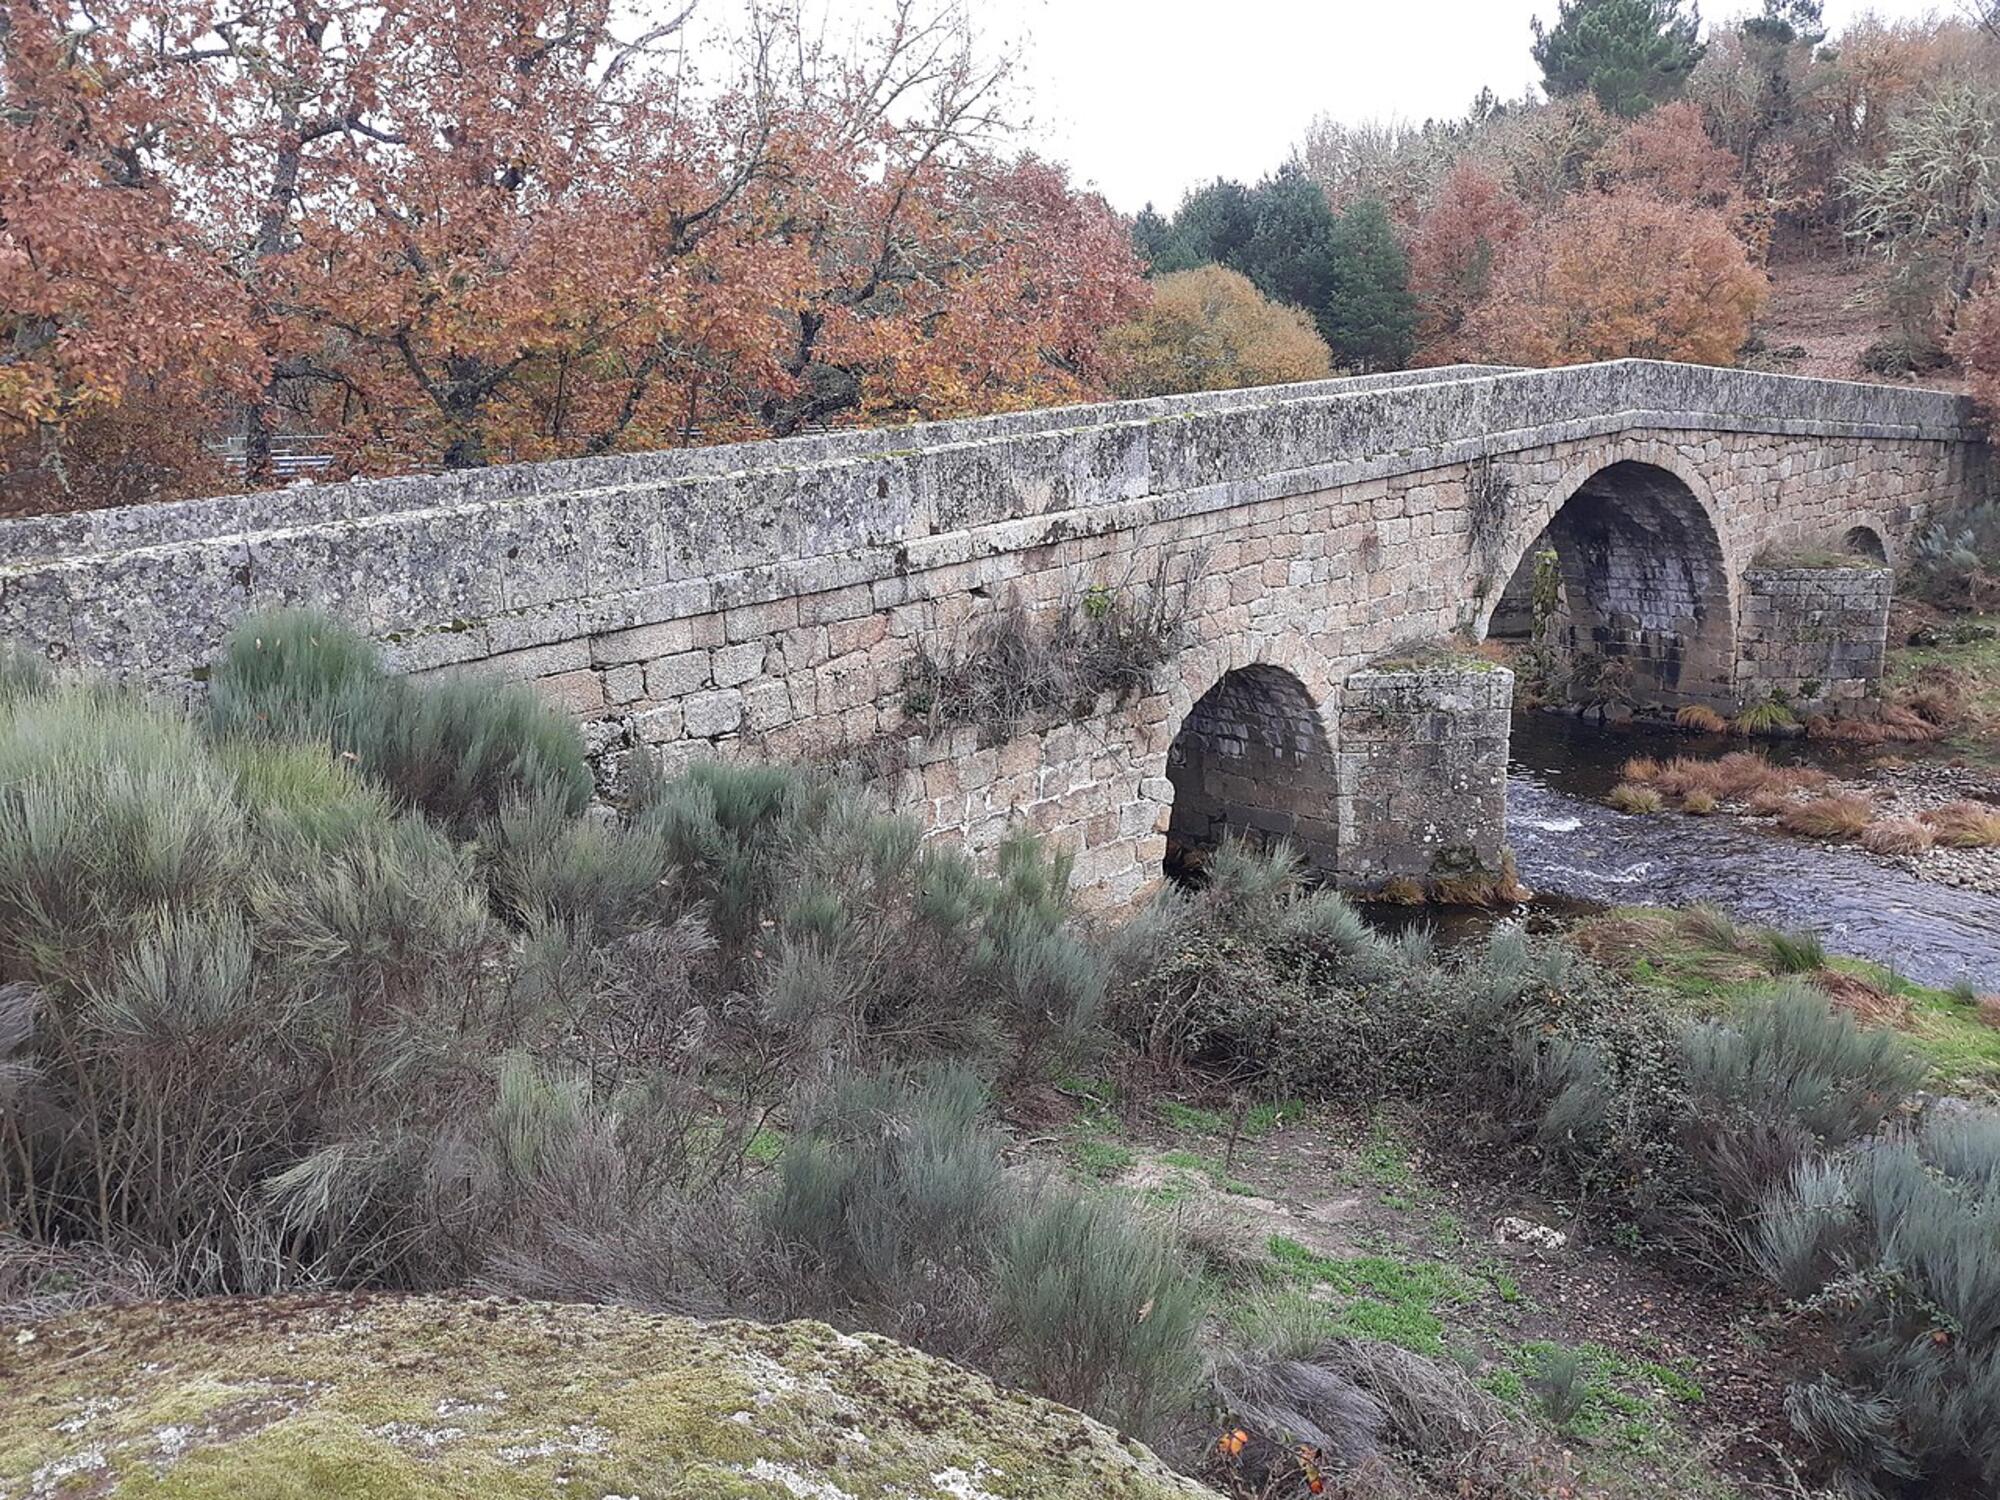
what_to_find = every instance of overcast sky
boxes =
[980,1,1959,213]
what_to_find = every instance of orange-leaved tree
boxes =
[0,0,1145,512]
[1407,163,1528,365]
[1100,265,1330,398]
[1467,188,1769,366]
[1957,283,2000,427]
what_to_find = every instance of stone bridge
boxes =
[1,360,1987,905]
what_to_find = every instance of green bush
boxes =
[1908,501,2000,611]
[1756,1111,2000,1494]
[208,610,590,832]
[997,1188,1202,1439]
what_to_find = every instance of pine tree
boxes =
[1324,200,1417,372]
[1131,205,1173,271]
[1531,0,1706,118]
[1236,166,1342,346]
[1151,180,1255,274]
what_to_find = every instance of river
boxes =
[1505,714,2000,990]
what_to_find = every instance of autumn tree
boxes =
[1592,100,1764,253]
[1407,163,1527,364]
[1324,200,1417,372]
[1533,0,1706,118]
[0,3,257,511]
[1,0,1145,512]
[1957,282,2000,423]
[1467,188,1768,366]
[1100,265,1331,398]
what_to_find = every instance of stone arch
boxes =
[1481,454,1738,707]
[1163,664,1338,877]
[1844,524,1890,564]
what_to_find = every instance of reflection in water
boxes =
[1504,714,2000,989]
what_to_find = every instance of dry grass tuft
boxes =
[1979,996,2000,1032]
[1375,875,1425,905]
[1607,782,1665,815]
[1681,789,1719,815]
[1778,795,1874,840]
[1572,912,1677,967]
[1745,787,1796,817]
[1620,756,1663,785]
[1859,818,1935,856]
[1812,970,1913,1028]
[1675,704,1729,734]
[1921,801,2000,848]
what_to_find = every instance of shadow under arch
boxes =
[1164,664,1337,878]
[1483,459,1736,708]
[1844,524,1890,564]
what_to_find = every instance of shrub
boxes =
[1682,981,1925,1222]
[1755,1112,2000,1494]
[1906,500,2000,612]
[1675,704,1728,734]
[1778,795,1873,840]
[208,610,590,833]
[1606,782,1663,814]
[997,1188,1203,1438]
[1859,817,1935,856]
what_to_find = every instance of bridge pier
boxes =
[1735,562,1894,713]
[1335,661,1514,894]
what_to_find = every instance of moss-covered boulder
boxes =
[0,1294,1218,1499]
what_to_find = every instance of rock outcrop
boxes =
[0,1293,1218,1499]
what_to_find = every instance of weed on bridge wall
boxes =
[900,553,1201,743]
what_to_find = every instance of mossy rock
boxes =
[0,1293,1218,1499]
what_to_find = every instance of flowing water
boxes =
[1504,714,2000,989]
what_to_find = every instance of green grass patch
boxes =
[1240,1099,1308,1137]
[1070,1137,1137,1179]
[744,1127,786,1165]
[1156,1100,1228,1134]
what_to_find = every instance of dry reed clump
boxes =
[1859,818,1935,856]
[1675,704,1729,734]
[1920,801,2000,848]
[1808,704,1947,746]
[1656,757,1724,799]
[1374,876,1425,905]
[1810,969,1914,1029]
[1607,782,1664,814]
[1620,756,1662,784]
[1978,996,2000,1032]
[1743,787,1794,817]
[1778,795,1874,840]
[1681,790,1718,815]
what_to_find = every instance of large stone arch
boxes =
[1162,662,1339,877]
[1480,450,1739,708]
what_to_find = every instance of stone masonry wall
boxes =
[1735,566,1895,709]
[1165,665,1340,872]
[0,361,1984,905]
[1335,664,1515,886]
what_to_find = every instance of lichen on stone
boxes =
[0,1294,1218,1499]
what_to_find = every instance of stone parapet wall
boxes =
[1736,566,1895,708]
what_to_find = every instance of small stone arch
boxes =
[1480,454,1737,708]
[1844,524,1890,564]
[1163,664,1338,877]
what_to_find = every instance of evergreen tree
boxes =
[1324,200,1417,372]
[1131,205,1173,271]
[1237,167,1341,343]
[1531,0,1706,118]
[1151,180,1256,273]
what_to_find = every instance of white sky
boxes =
[981,1,1962,212]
